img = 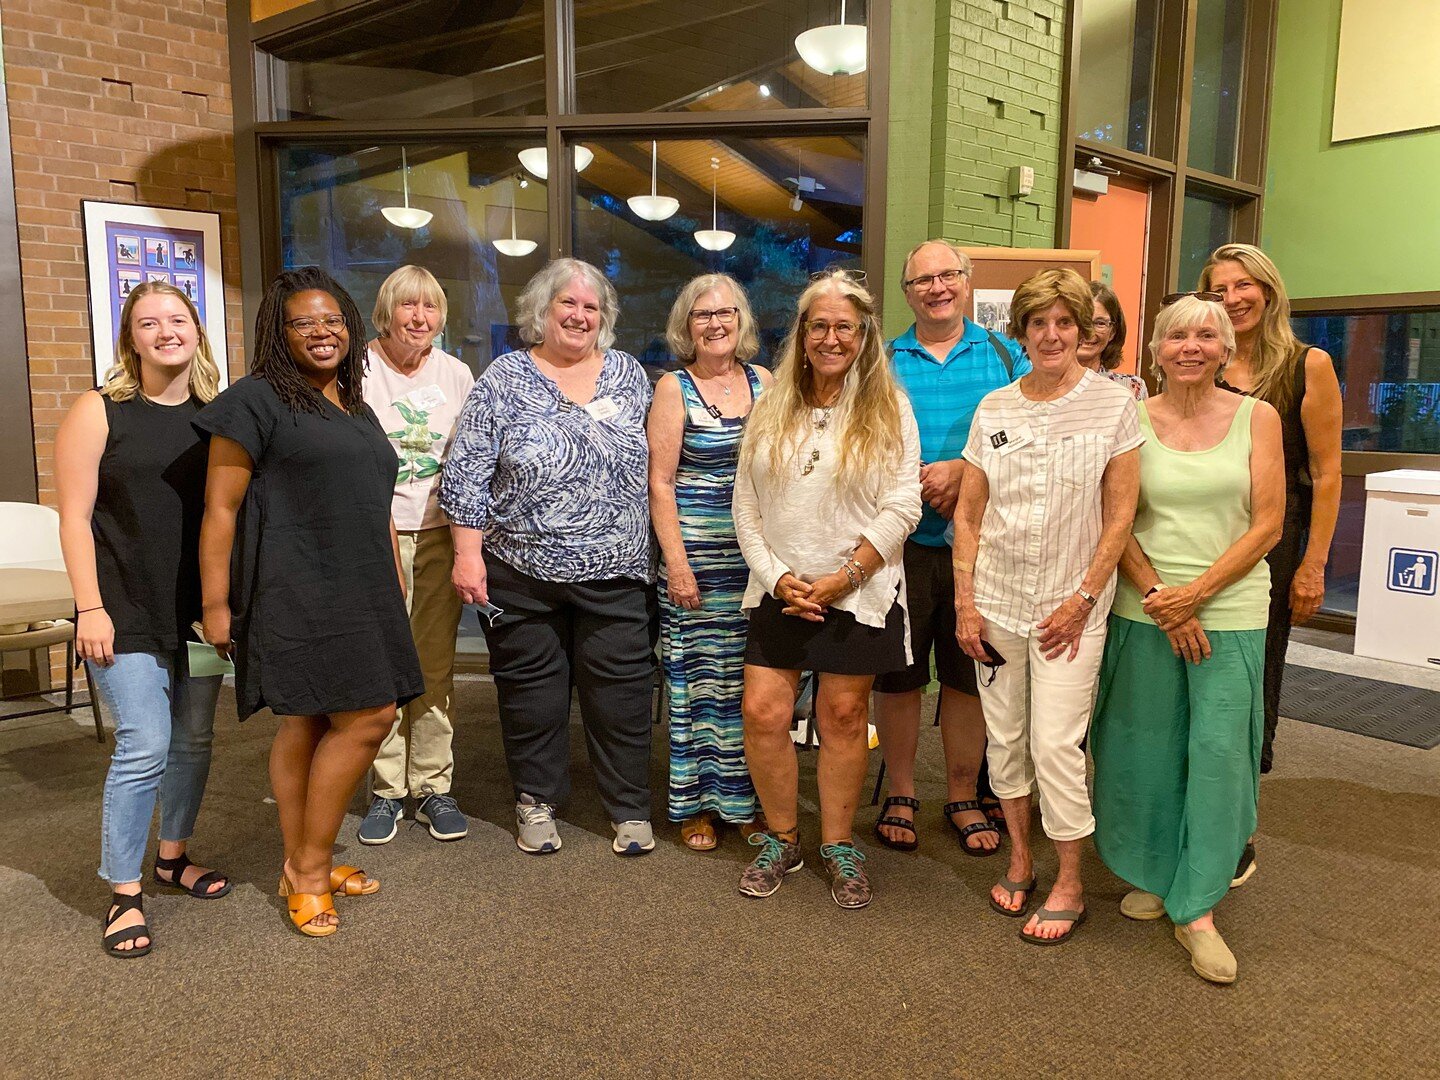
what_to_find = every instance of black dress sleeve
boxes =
[192,376,278,465]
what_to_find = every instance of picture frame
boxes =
[81,200,229,388]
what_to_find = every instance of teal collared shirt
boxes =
[889,320,1029,547]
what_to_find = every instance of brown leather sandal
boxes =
[329,864,379,896]
[287,891,338,938]
[680,814,718,852]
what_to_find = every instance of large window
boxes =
[1073,0,1159,154]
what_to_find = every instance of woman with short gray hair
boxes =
[440,258,657,858]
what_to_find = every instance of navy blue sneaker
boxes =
[358,796,403,845]
[416,792,469,842]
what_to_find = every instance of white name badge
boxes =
[987,422,1034,454]
[407,384,446,411]
[584,396,620,422]
[688,406,722,429]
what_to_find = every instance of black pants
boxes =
[482,558,657,820]
[1261,511,1309,774]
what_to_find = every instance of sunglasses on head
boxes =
[1160,290,1223,306]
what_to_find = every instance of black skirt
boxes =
[744,594,907,676]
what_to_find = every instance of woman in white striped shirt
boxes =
[953,268,1142,946]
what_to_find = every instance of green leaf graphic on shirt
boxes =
[389,398,445,487]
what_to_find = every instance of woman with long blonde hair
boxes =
[55,281,229,957]
[1199,245,1341,806]
[732,269,921,910]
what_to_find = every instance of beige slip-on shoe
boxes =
[1175,924,1238,984]
[1120,889,1166,921]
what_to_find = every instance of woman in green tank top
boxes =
[1090,294,1285,985]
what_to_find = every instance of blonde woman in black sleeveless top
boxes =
[55,282,229,958]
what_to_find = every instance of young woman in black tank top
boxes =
[1200,245,1343,882]
[54,282,231,958]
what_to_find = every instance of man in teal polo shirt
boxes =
[872,239,1029,855]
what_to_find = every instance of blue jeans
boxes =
[87,650,222,885]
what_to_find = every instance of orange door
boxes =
[1069,175,1150,376]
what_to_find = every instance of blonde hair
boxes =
[1147,295,1235,388]
[740,270,905,485]
[102,281,221,403]
[1007,267,1094,343]
[372,264,448,336]
[664,273,760,363]
[900,239,972,287]
[1199,243,1302,412]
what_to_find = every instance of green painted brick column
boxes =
[884,0,1067,334]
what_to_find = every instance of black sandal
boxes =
[872,796,920,852]
[154,852,233,899]
[979,795,1005,825]
[102,892,152,958]
[944,799,1002,857]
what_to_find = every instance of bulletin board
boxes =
[961,247,1102,335]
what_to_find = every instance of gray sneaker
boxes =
[515,793,561,854]
[358,796,404,845]
[416,792,468,842]
[612,820,655,856]
[820,841,872,909]
[737,832,804,898]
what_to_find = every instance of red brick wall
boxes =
[1,0,245,504]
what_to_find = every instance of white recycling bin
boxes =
[1354,469,1440,669]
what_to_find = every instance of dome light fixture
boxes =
[627,140,680,221]
[380,146,433,229]
[693,157,735,252]
[795,0,868,77]
[493,181,537,258]
[517,144,594,181]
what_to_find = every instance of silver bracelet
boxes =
[842,562,861,591]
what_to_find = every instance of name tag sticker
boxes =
[688,406,722,429]
[584,396,620,422]
[989,422,1033,454]
[407,384,446,411]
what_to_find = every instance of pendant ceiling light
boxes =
[517,144,595,181]
[693,157,736,252]
[380,147,433,229]
[795,0,868,76]
[493,181,537,257]
[627,141,680,221]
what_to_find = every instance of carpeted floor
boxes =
[1,678,1437,1079]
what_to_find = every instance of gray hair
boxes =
[664,273,761,363]
[900,238,973,288]
[1147,295,1235,385]
[515,258,619,351]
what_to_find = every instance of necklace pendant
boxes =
[722,384,732,395]
[801,462,815,476]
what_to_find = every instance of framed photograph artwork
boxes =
[81,200,229,388]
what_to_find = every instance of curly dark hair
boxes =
[1089,281,1127,371]
[252,266,369,415]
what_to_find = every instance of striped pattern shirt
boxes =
[961,369,1143,635]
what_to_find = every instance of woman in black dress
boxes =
[195,267,424,937]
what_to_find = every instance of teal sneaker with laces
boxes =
[737,832,803,898]
[820,841,871,909]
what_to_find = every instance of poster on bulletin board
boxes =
[81,200,229,389]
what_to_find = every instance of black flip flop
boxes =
[944,799,1002,857]
[989,875,1037,918]
[1019,905,1088,946]
[872,795,920,852]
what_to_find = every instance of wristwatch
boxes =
[1076,587,1098,607]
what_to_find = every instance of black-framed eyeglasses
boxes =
[285,315,348,336]
[1160,291,1223,306]
[689,307,738,325]
[902,268,967,291]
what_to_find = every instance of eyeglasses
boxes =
[689,307,738,324]
[1091,318,1113,331]
[902,268,967,291]
[809,267,867,285]
[1160,291,1223,306]
[804,320,861,342]
[285,315,348,336]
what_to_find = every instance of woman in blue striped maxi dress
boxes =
[648,275,773,850]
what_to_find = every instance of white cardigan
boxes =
[732,394,922,630]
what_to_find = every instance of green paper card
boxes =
[187,640,234,678]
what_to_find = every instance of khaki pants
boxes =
[372,526,462,799]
